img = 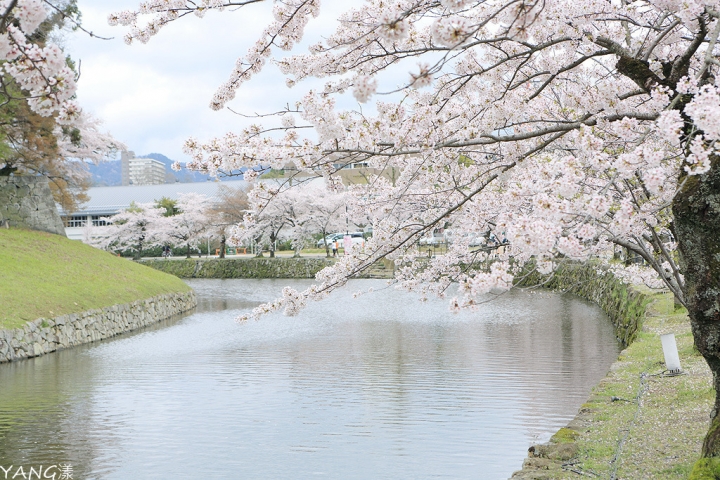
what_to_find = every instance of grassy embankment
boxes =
[0,228,191,330]
[517,289,714,479]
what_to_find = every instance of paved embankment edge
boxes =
[519,262,652,347]
[0,291,197,363]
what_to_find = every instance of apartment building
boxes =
[121,151,167,186]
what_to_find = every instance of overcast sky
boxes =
[66,1,352,163]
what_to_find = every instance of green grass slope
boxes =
[0,228,191,330]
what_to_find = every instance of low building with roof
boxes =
[61,180,247,241]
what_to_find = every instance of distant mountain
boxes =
[87,159,122,186]
[141,153,212,184]
[87,152,248,186]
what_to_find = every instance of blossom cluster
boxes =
[93,193,214,255]
[112,0,718,318]
[0,0,120,192]
[0,1,78,117]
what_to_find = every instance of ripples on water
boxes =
[0,279,620,479]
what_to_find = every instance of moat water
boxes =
[0,279,620,479]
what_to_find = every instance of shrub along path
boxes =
[0,228,191,330]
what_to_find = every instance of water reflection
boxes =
[0,279,620,479]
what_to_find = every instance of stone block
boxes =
[0,177,65,235]
[0,291,198,364]
[521,457,554,470]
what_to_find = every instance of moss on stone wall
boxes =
[141,257,337,279]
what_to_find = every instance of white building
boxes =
[61,180,247,241]
[121,151,167,186]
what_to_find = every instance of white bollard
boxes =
[660,333,682,373]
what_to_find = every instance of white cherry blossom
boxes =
[113,1,720,450]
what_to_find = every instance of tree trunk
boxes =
[269,234,276,258]
[672,156,720,457]
[322,230,331,257]
[254,235,263,257]
[186,242,191,259]
[133,237,144,261]
[219,234,226,259]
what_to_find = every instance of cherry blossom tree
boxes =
[281,188,316,257]
[115,0,720,456]
[282,185,353,256]
[0,0,80,118]
[304,186,349,257]
[158,192,213,258]
[234,182,352,257]
[234,182,295,258]
[95,201,165,260]
[0,0,120,211]
[207,184,249,258]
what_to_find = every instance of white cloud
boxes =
[68,1,285,161]
[65,1,397,162]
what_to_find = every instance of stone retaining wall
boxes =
[0,291,196,363]
[141,257,337,279]
[518,261,652,346]
[0,176,66,236]
[141,257,396,279]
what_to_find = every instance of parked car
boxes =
[317,232,366,248]
[347,232,366,246]
[468,234,485,247]
[418,231,447,246]
[317,233,345,248]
